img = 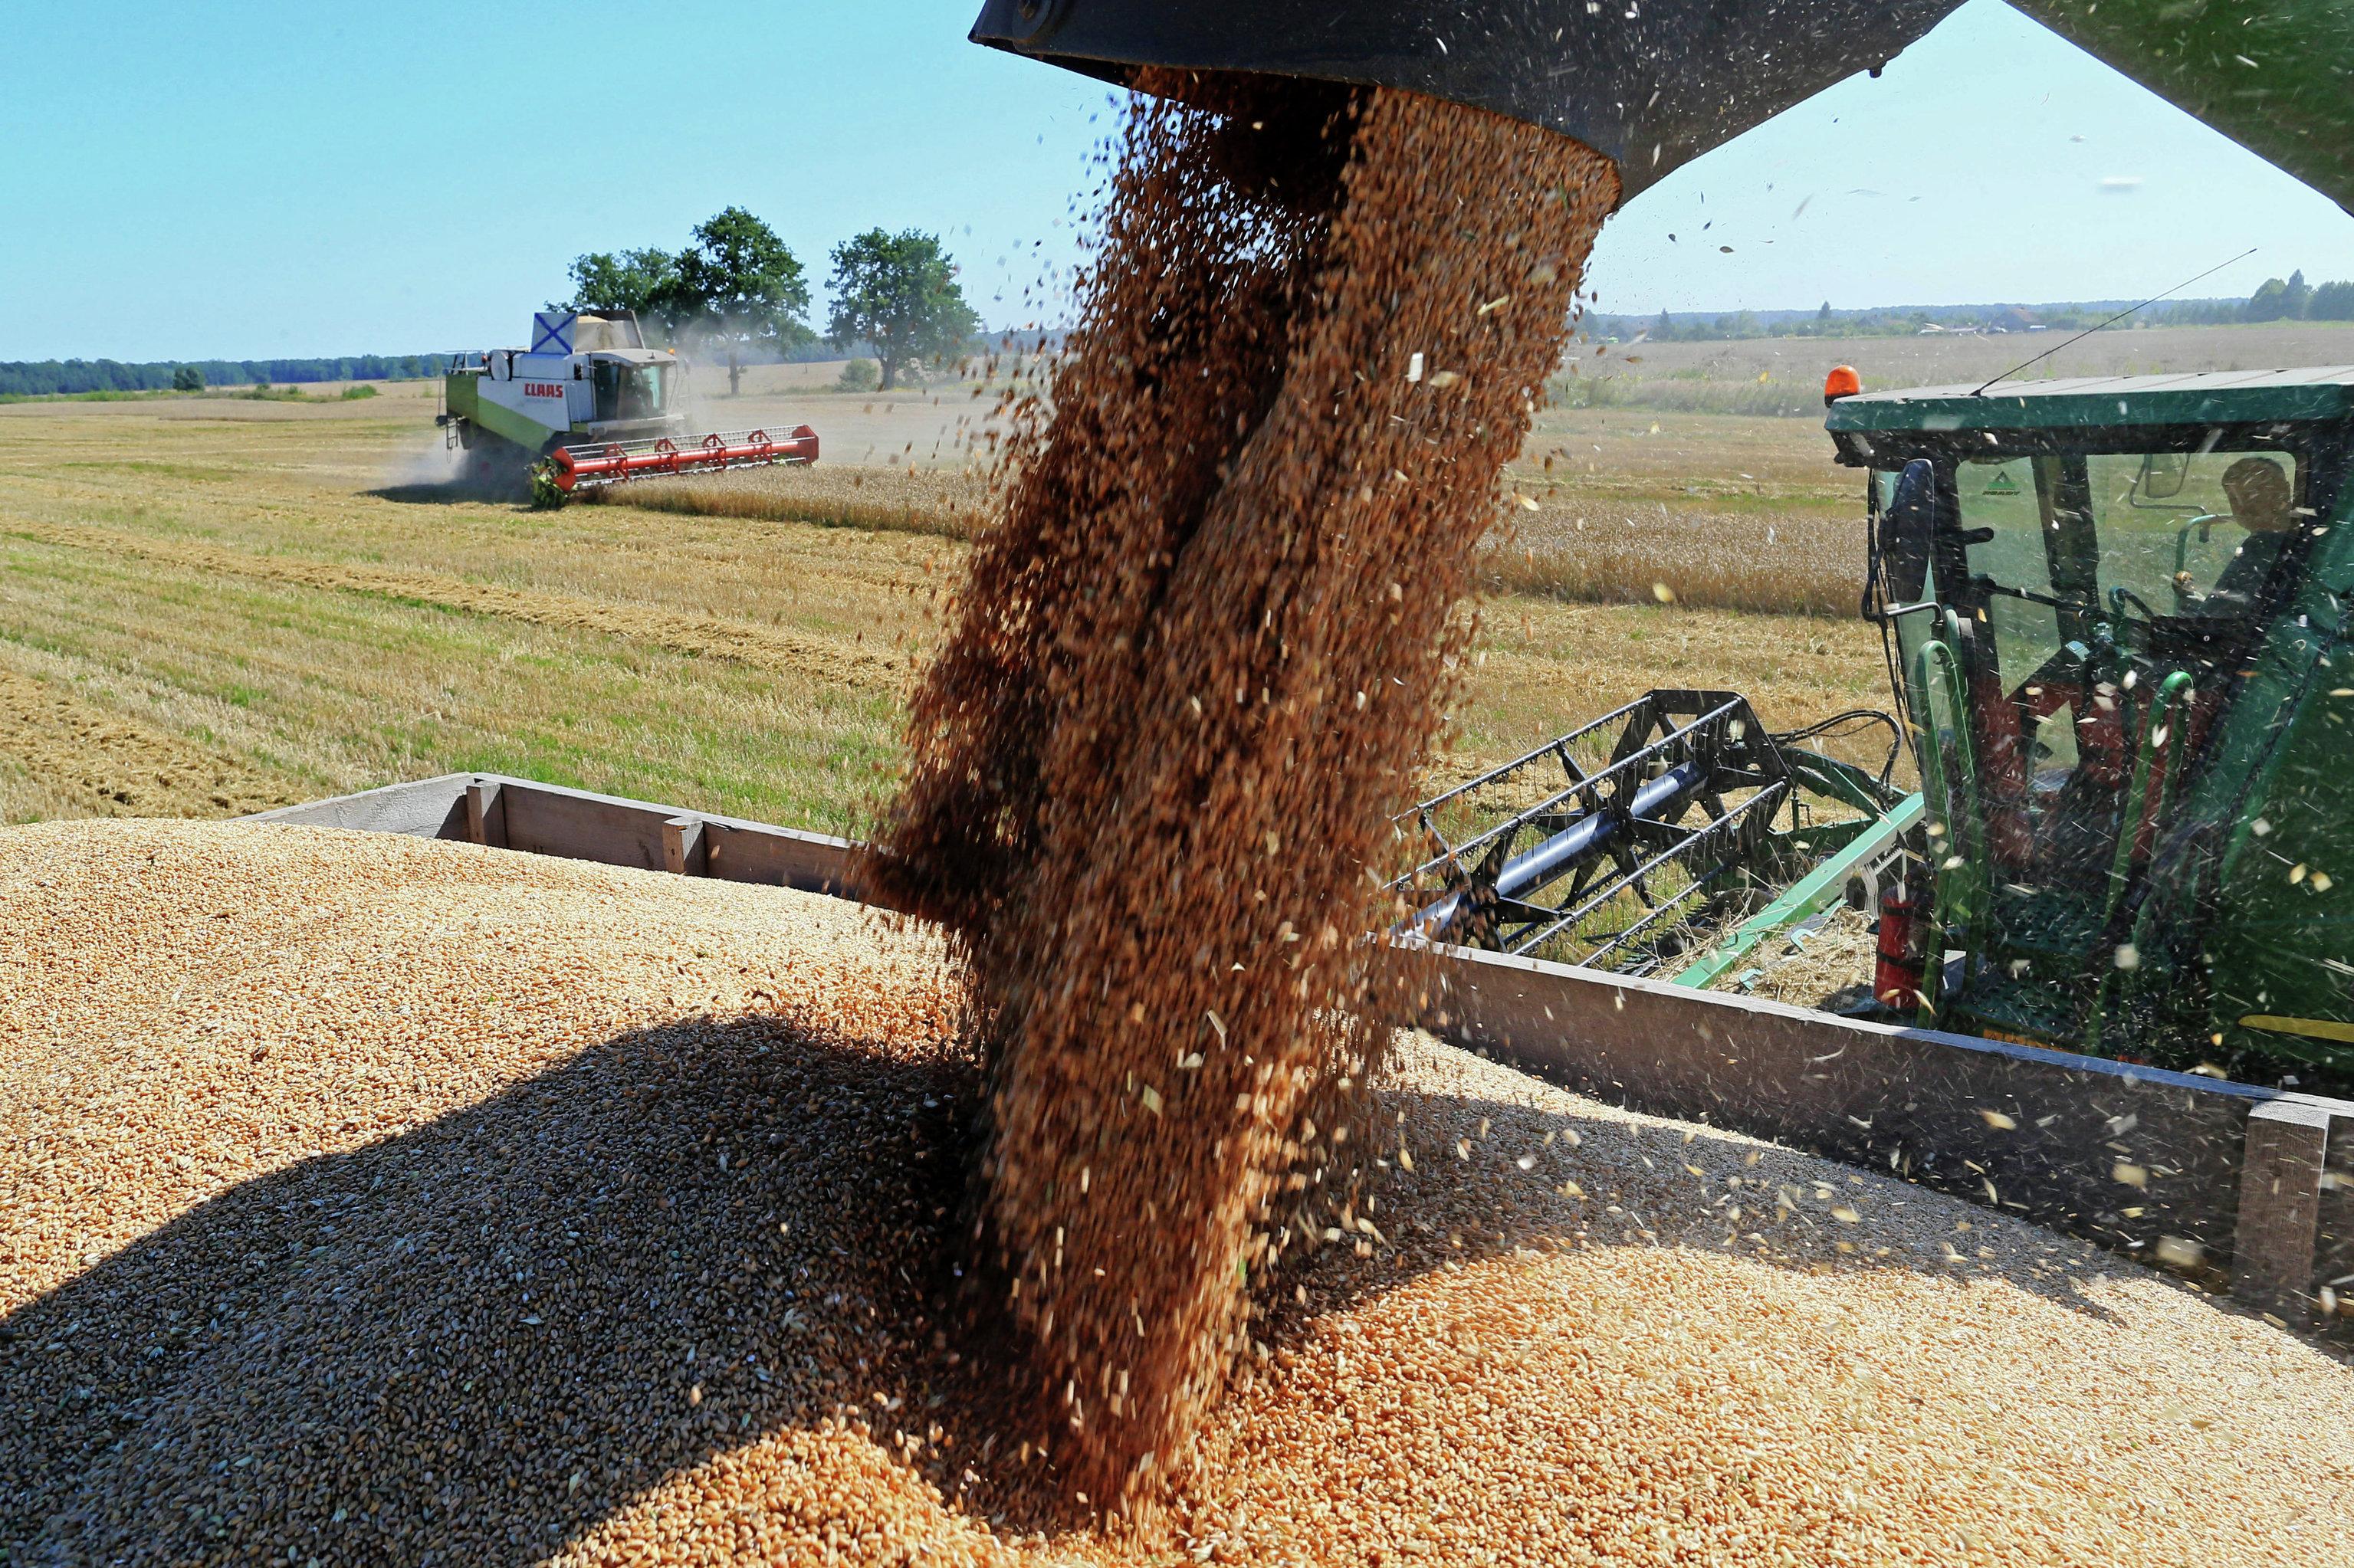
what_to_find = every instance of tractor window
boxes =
[1959,455,2067,694]
[2085,448,2303,616]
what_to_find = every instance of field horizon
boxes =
[5,322,2347,832]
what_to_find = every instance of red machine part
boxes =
[1874,880,1925,1012]
[550,425,819,492]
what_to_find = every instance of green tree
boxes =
[2310,280,2354,321]
[170,365,204,392]
[2283,268,2313,320]
[825,229,982,392]
[2245,276,2293,321]
[1652,309,1676,343]
[671,208,812,395]
[565,246,685,334]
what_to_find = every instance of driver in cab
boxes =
[2200,455,2298,606]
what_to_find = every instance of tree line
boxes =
[1594,270,2354,344]
[0,355,442,399]
[563,207,981,394]
[2155,271,2354,326]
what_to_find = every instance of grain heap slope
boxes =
[7,821,2354,1566]
[0,819,1023,1565]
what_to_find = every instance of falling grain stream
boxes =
[872,81,1620,1510]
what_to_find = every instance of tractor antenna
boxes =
[1969,248,2259,397]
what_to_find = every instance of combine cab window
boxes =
[589,361,666,424]
[2086,448,2302,616]
[1939,438,2313,887]
[1959,456,2070,694]
[619,364,663,422]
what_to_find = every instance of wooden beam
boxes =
[2234,1098,2336,1317]
[662,815,708,877]
[464,780,506,848]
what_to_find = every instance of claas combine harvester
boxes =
[437,309,817,503]
[967,0,2354,1082]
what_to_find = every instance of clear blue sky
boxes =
[3,0,2348,362]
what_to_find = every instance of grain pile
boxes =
[8,821,2354,1565]
[0,819,1010,1564]
[1172,1035,2354,1567]
[872,80,1619,1509]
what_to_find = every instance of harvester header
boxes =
[548,427,820,495]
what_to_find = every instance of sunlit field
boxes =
[12,322,2344,829]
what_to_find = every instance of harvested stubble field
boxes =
[1564,320,2354,409]
[0,389,1894,834]
[7,818,2353,1564]
[617,462,992,542]
[1485,501,1865,617]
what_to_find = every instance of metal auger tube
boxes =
[970,1,2354,215]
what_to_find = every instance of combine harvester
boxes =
[266,2,2354,1321]
[1397,364,2354,1094]
[435,308,817,503]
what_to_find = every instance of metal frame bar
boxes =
[242,775,2354,1327]
[1672,792,1926,989]
[1501,783,1788,958]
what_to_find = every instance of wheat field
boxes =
[0,379,1897,829]
[54,319,2320,821]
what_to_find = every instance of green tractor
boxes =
[1830,366,2354,1083]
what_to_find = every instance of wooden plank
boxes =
[500,783,671,871]
[2314,1111,2354,1338]
[662,816,707,877]
[247,773,868,897]
[465,780,506,848]
[2235,1098,2336,1317]
[243,775,472,839]
[703,818,865,899]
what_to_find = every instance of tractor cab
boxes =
[1829,369,2354,1075]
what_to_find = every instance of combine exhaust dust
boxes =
[871,77,1618,1511]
